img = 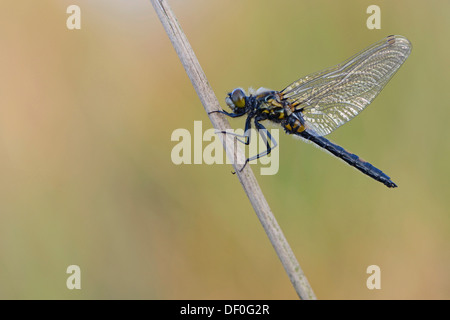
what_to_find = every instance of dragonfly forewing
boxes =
[280,35,412,136]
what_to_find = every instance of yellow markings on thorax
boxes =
[261,107,285,120]
[260,97,286,120]
[285,119,305,133]
[288,101,301,111]
[266,98,283,108]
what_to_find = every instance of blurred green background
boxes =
[0,0,448,299]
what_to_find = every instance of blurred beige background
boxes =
[0,0,448,299]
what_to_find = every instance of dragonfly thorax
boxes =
[226,87,287,120]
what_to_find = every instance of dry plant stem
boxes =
[150,0,316,300]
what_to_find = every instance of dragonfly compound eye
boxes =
[230,88,246,108]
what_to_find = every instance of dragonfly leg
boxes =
[208,109,244,118]
[238,119,278,172]
[214,113,253,145]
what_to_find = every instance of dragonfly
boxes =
[213,35,412,188]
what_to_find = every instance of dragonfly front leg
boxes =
[212,112,254,145]
[209,112,254,173]
[238,119,278,172]
[208,109,245,118]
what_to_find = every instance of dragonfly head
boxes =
[226,88,247,112]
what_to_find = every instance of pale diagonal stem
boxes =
[150,0,316,300]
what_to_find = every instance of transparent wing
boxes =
[280,35,412,136]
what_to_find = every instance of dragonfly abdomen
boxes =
[299,131,398,188]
